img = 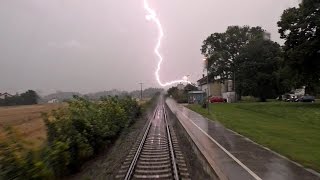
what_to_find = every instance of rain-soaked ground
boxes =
[166,98,320,180]
[67,96,211,180]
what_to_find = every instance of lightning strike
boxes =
[143,0,190,87]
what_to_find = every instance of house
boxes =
[48,98,59,104]
[188,91,206,104]
[0,92,13,99]
[197,75,236,102]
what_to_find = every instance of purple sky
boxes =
[0,0,299,94]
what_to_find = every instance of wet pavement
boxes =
[166,98,320,180]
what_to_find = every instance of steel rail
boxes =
[163,105,179,180]
[124,106,159,180]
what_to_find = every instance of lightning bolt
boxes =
[144,0,190,87]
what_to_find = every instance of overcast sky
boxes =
[0,0,299,95]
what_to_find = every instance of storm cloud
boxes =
[0,0,299,94]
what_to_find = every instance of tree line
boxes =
[0,90,38,106]
[167,84,198,103]
[201,1,320,101]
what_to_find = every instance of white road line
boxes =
[179,109,262,180]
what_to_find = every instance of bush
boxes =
[0,96,141,179]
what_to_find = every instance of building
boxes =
[48,98,59,104]
[0,92,13,99]
[197,76,236,102]
[188,91,206,104]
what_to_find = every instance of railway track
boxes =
[116,99,190,179]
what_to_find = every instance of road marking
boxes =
[178,108,262,180]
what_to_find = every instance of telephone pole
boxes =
[203,58,210,114]
[139,83,143,100]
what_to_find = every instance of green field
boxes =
[188,102,320,172]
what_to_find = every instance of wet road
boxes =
[166,98,320,180]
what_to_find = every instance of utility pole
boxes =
[207,64,210,114]
[203,58,210,114]
[234,71,236,103]
[139,83,143,100]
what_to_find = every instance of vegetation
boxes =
[234,39,284,101]
[278,0,320,94]
[201,26,266,81]
[167,84,198,103]
[201,26,287,101]
[188,102,320,172]
[0,90,39,106]
[200,0,320,100]
[0,96,141,179]
[40,88,163,102]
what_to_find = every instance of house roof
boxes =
[197,76,215,85]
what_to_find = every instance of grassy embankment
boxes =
[188,102,320,172]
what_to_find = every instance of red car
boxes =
[209,96,226,103]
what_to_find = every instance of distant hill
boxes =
[41,91,82,102]
[40,88,164,102]
[85,89,129,100]
[130,88,164,99]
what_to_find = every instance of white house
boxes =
[197,76,236,102]
[48,98,59,104]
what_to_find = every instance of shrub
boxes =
[0,96,141,179]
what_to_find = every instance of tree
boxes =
[184,84,198,91]
[167,87,178,97]
[20,90,39,105]
[234,39,283,101]
[201,26,266,81]
[278,0,320,94]
[167,86,188,103]
[0,90,39,106]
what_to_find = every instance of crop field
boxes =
[0,104,62,149]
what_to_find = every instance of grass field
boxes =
[188,102,320,172]
[0,104,61,149]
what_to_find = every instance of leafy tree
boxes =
[184,83,198,91]
[278,0,320,94]
[20,90,39,105]
[167,86,187,103]
[201,26,266,80]
[0,90,39,106]
[167,84,198,103]
[234,39,283,101]
[167,87,178,97]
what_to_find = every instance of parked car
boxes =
[299,95,315,102]
[209,96,226,103]
[284,94,298,102]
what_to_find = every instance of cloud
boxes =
[47,40,82,49]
